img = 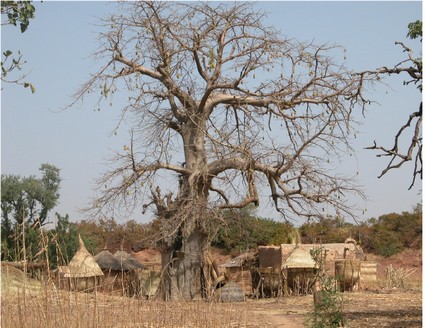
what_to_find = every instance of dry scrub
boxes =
[1,264,248,328]
[1,263,422,328]
[2,288,249,328]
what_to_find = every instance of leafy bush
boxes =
[307,247,345,328]
[212,207,294,254]
[370,229,404,257]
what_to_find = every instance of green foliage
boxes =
[47,213,80,267]
[307,247,344,328]
[366,208,422,257]
[298,206,422,258]
[407,20,422,41]
[1,1,35,91]
[1,164,61,227]
[212,207,294,254]
[308,277,344,328]
[74,217,148,254]
[1,164,61,261]
[299,215,356,244]
[1,1,35,33]
[371,229,403,257]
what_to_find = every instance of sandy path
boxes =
[242,297,311,327]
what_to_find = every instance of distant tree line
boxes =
[1,165,421,264]
[211,205,422,258]
[77,204,422,259]
[298,204,422,257]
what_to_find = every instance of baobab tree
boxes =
[72,2,375,300]
[359,20,422,189]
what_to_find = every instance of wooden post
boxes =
[283,267,288,296]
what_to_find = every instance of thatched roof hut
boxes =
[114,250,145,271]
[283,247,316,269]
[55,236,103,292]
[65,236,103,278]
[94,247,123,271]
[220,251,256,296]
[280,243,365,263]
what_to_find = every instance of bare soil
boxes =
[238,289,422,327]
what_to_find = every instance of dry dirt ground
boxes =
[238,289,422,327]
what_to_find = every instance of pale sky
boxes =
[1,1,422,226]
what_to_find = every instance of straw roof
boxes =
[282,247,316,269]
[114,250,145,270]
[94,247,123,271]
[64,235,103,278]
[281,242,364,261]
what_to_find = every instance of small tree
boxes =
[73,2,376,300]
[1,164,61,261]
[308,247,344,328]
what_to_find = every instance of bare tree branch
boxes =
[357,40,422,189]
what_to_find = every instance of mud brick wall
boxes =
[258,246,282,268]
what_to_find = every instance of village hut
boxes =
[220,251,255,296]
[256,245,285,297]
[255,239,373,297]
[114,250,145,270]
[94,247,124,294]
[335,258,361,292]
[93,247,146,296]
[114,249,146,296]
[282,247,317,295]
[280,240,375,291]
[95,247,122,271]
[280,241,365,276]
[59,235,103,292]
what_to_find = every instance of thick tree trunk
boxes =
[157,221,208,301]
[154,118,211,301]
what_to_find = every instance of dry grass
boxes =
[1,262,422,328]
[1,265,249,328]
[2,287,250,328]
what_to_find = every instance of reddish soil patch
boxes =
[376,249,422,280]
[132,248,161,263]
[367,248,422,282]
[132,247,233,267]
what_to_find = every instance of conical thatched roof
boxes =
[94,247,123,271]
[114,250,145,270]
[283,247,316,269]
[64,235,103,278]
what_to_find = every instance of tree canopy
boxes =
[73,1,378,300]
[76,2,374,222]
[1,164,61,261]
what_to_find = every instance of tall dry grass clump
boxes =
[385,265,418,289]
[1,222,247,328]
[1,266,248,328]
